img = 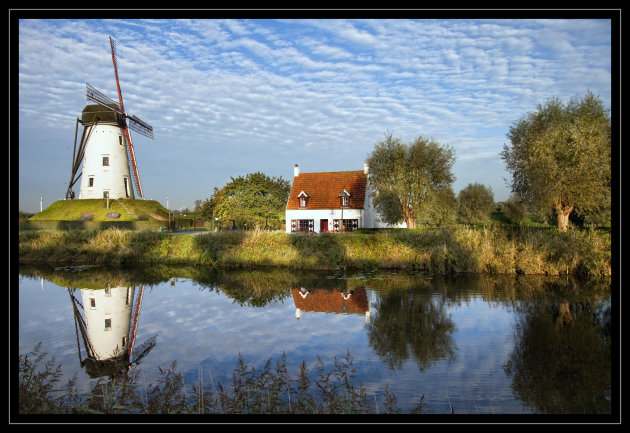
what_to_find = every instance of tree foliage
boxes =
[366,134,456,229]
[501,91,611,232]
[421,186,458,227]
[501,194,529,226]
[457,183,495,224]
[201,172,291,230]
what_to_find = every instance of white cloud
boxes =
[16,17,613,212]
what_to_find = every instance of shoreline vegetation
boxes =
[18,225,611,278]
[19,342,423,416]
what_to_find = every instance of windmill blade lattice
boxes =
[86,83,121,112]
[86,83,154,140]
[126,113,154,139]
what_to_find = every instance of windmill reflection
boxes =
[291,286,371,322]
[68,285,156,379]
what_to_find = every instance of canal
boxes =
[17,264,612,415]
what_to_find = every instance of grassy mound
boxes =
[29,199,169,222]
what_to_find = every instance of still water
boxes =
[18,264,612,415]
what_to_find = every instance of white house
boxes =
[285,164,405,233]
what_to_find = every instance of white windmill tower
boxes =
[66,36,154,201]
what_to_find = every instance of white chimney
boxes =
[363,163,369,174]
[294,164,300,177]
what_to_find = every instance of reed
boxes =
[18,343,424,415]
[18,226,611,277]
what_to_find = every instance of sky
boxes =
[15,13,614,213]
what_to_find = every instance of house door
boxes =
[320,219,329,232]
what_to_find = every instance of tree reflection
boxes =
[366,291,456,371]
[504,299,611,413]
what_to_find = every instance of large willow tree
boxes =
[501,91,611,232]
[366,134,455,229]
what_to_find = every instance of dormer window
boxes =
[297,191,310,208]
[339,189,351,208]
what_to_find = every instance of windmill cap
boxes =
[82,104,124,126]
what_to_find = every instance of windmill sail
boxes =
[127,114,154,139]
[86,83,121,112]
[110,37,147,198]
[129,335,157,367]
[86,83,154,139]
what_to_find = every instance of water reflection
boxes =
[292,287,370,322]
[18,265,612,414]
[67,283,157,380]
[504,298,611,413]
[367,290,456,371]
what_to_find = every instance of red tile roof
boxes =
[286,170,367,210]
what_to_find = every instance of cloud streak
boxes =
[17,17,613,212]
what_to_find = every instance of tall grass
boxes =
[18,226,611,277]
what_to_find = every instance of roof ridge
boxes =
[296,169,365,175]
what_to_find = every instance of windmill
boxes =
[66,36,154,200]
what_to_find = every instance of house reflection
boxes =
[291,286,371,322]
[68,285,155,379]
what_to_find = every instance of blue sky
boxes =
[16,15,613,213]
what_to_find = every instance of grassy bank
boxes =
[18,226,611,277]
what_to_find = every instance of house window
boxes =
[119,135,124,146]
[102,156,110,166]
[103,191,109,199]
[333,219,358,232]
[104,318,112,330]
[88,177,94,187]
[339,189,351,208]
[291,219,314,233]
[89,298,96,308]
[297,191,310,208]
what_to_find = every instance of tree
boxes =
[501,91,611,232]
[421,186,458,227]
[501,194,529,226]
[201,172,291,230]
[457,183,495,224]
[366,134,456,229]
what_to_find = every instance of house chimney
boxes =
[294,164,300,177]
[363,163,369,175]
